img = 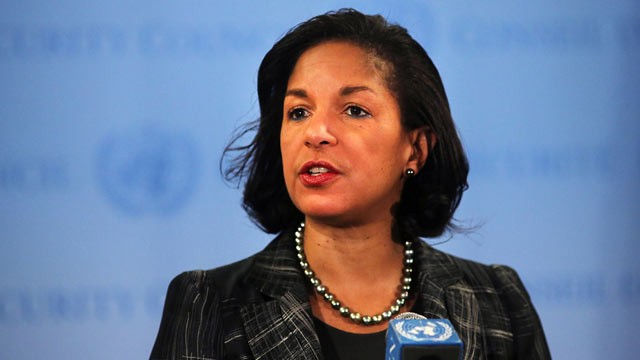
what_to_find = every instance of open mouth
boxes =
[308,167,330,176]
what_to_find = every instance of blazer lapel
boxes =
[414,242,484,360]
[238,233,486,360]
[241,231,323,360]
[240,292,321,360]
[414,241,462,318]
[442,283,484,360]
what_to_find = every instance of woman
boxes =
[150,9,550,359]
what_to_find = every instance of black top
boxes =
[313,317,386,360]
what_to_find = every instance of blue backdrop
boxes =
[1,1,638,359]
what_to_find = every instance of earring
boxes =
[405,168,415,177]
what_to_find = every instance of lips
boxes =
[299,161,339,186]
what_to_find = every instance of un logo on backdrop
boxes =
[96,126,199,216]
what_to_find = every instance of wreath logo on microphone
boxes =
[394,319,454,342]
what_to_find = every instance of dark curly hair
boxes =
[222,8,469,239]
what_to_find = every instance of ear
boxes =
[406,126,436,174]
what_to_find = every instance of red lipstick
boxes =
[299,161,339,186]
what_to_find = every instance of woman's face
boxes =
[280,41,420,226]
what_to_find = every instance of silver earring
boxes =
[405,168,415,177]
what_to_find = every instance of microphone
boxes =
[385,312,463,360]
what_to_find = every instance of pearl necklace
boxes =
[294,222,413,326]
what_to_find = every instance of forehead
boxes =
[288,41,391,88]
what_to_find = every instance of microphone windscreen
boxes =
[385,314,463,360]
[393,312,428,320]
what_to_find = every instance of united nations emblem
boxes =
[96,126,199,216]
[394,319,454,342]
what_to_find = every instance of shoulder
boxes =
[418,242,529,297]
[150,256,261,359]
[416,243,550,358]
[449,252,527,295]
[426,245,536,317]
[162,254,261,310]
[444,253,539,323]
[159,230,298,314]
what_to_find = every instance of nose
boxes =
[303,113,338,148]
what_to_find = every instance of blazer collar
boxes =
[242,230,322,359]
[413,241,465,319]
[239,232,466,359]
[244,232,465,298]
[245,229,309,300]
[413,241,483,356]
[414,240,464,287]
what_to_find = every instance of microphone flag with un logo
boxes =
[385,312,463,360]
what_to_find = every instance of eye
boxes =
[288,107,310,121]
[345,105,371,119]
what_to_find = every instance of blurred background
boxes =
[1,1,638,358]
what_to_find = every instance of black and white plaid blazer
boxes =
[150,231,550,359]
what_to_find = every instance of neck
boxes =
[298,217,412,333]
[302,217,404,278]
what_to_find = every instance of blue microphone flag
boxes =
[386,318,463,360]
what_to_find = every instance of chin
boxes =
[295,196,391,227]
[301,207,349,221]
[300,206,379,228]
[296,202,350,222]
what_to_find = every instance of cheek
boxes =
[280,137,294,167]
[370,135,408,162]
[280,135,299,188]
[380,143,411,176]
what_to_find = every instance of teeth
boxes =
[308,167,329,176]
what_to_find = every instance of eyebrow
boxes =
[340,85,374,96]
[284,88,308,98]
[284,85,375,98]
